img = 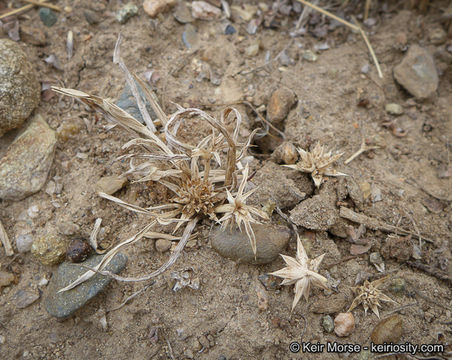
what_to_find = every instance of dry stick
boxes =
[107,281,155,312]
[339,207,435,243]
[0,0,47,20]
[22,0,62,11]
[344,138,380,164]
[0,220,13,256]
[294,0,383,79]
[407,261,452,287]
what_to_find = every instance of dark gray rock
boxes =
[210,224,290,264]
[12,288,40,309]
[393,45,438,99]
[44,253,128,319]
[116,82,157,124]
[0,39,40,136]
[39,8,57,27]
[0,115,57,200]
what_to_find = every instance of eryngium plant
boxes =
[52,71,267,293]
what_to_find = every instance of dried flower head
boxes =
[283,142,346,187]
[348,277,396,318]
[270,235,329,311]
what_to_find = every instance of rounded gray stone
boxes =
[44,253,128,319]
[210,223,290,264]
[0,39,40,137]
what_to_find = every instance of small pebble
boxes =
[428,26,447,45]
[39,8,57,27]
[173,1,193,23]
[256,285,268,311]
[16,234,33,253]
[303,50,318,62]
[66,238,92,263]
[371,187,382,202]
[58,221,80,236]
[273,142,298,164]
[267,88,296,125]
[224,24,236,35]
[95,175,127,195]
[389,278,406,294]
[38,278,49,287]
[245,42,260,57]
[322,315,334,333]
[155,239,172,253]
[361,64,370,74]
[143,0,176,17]
[258,274,281,291]
[0,335,5,345]
[13,288,40,309]
[191,1,221,20]
[116,3,138,24]
[31,234,66,265]
[334,312,355,337]
[83,9,101,25]
[0,271,15,288]
[385,103,404,115]
[371,314,403,344]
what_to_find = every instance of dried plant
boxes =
[51,37,268,292]
[348,277,396,318]
[270,234,329,311]
[283,142,346,188]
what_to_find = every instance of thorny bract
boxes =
[348,277,396,318]
[283,142,346,188]
[270,234,329,311]
[51,40,268,292]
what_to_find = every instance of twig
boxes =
[344,138,380,164]
[385,302,417,316]
[339,207,435,243]
[0,0,47,20]
[0,219,13,256]
[407,261,452,287]
[22,0,62,12]
[294,0,383,78]
[107,281,155,312]
[241,100,286,139]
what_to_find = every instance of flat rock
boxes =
[44,253,128,319]
[0,39,40,137]
[248,162,311,209]
[290,195,338,231]
[144,0,176,18]
[0,115,57,200]
[267,88,296,125]
[95,175,127,195]
[12,288,40,309]
[393,45,438,99]
[210,224,290,264]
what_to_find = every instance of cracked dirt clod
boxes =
[290,194,338,231]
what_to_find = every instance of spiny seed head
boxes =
[173,178,218,217]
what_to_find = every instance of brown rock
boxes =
[0,271,15,288]
[20,25,47,46]
[371,315,403,344]
[290,195,338,231]
[95,175,127,195]
[143,0,176,18]
[393,45,438,99]
[334,312,355,337]
[272,142,298,165]
[267,88,296,125]
[210,223,290,264]
[155,239,172,253]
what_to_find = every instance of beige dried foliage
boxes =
[270,234,329,312]
[348,277,396,318]
[51,43,267,292]
[283,143,346,188]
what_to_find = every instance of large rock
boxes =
[393,45,438,99]
[44,253,128,319]
[0,114,57,200]
[0,39,40,137]
[210,223,290,264]
[267,88,296,125]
